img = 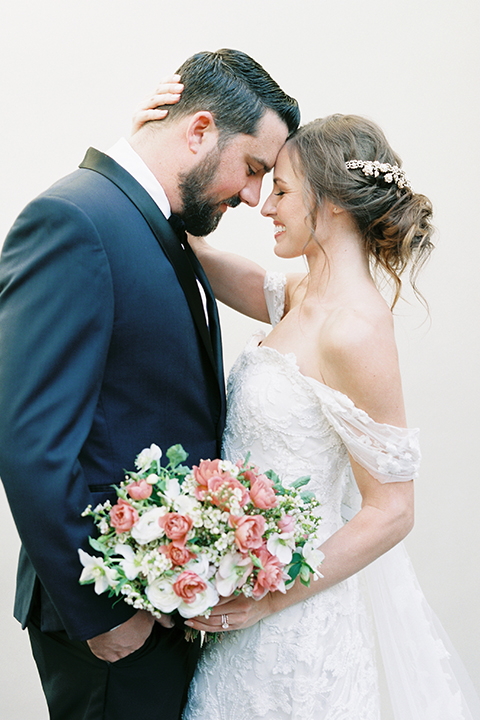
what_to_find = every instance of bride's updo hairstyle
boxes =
[288,115,434,306]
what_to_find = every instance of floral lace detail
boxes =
[183,335,388,719]
[263,271,286,326]
[184,575,379,720]
[183,273,479,720]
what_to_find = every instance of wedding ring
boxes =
[221,614,229,629]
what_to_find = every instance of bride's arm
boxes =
[131,76,184,134]
[188,235,270,322]
[185,312,414,632]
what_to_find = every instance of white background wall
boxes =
[0,1,478,717]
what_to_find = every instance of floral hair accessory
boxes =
[345,160,412,191]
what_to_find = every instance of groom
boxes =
[0,49,299,720]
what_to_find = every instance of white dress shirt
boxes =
[106,138,208,321]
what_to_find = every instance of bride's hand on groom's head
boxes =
[131,74,184,135]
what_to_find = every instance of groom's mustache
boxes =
[223,196,241,208]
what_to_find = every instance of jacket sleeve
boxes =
[0,193,136,640]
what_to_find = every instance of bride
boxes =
[135,95,480,719]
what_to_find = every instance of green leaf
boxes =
[289,475,311,490]
[264,469,285,494]
[166,444,189,469]
[175,464,191,480]
[300,490,316,503]
[287,562,301,581]
[88,537,109,555]
[264,469,280,485]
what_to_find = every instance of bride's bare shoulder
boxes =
[320,303,405,425]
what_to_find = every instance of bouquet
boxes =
[79,444,324,625]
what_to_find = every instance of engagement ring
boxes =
[221,614,229,629]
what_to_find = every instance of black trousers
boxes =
[27,615,201,720]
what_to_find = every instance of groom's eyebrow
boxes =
[251,156,272,174]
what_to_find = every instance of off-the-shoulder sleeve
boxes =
[306,379,420,483]
[263,271,286,327]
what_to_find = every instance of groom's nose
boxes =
[239,175,263,207]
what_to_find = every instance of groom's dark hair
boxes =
[157,48,300,139]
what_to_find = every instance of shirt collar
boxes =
[106,137,171,219]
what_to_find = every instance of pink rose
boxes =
[173,570,207,603]
[278,514,295,533]
[160,542,197,567]
[193,459,224,500]
[126,479,153,500]
[207,475,250,510]
[241,467,260,485]
[158,512,193,546]
[231,514,266,553]
[250,474,277,510]
[252,546,287,599]
[109,498,139,534]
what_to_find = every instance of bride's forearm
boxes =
[184,484,413,634]
[187,235,269,321]
[268,490,414,615]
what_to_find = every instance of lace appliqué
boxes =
[263,270,286,327]
[183,275,479,720]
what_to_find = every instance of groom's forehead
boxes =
[227,111,289,168]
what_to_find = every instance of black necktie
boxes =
[167,216,224,380]
[167,213,187,241]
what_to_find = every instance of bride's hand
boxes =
[185,592,274,633]
[131,75,184,134]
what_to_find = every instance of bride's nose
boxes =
[261,193,276,217]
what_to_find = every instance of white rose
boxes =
[146,577,181,613]
[130,507,167,545]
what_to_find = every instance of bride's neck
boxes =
[304,230,374,301]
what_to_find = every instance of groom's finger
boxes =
[155,613,175,628]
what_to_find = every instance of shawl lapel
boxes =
[79,148,222,385]
[80,148,221,373]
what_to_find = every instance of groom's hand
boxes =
[87,609,173,662]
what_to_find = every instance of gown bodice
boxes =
[183,272,480,720]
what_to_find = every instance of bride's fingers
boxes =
[156,73,182,87]
[185,614,236,633]
[153,82,184,98]
[131,75,184,134]
[131,108,169,134]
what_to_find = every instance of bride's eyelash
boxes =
[274,191,285,196]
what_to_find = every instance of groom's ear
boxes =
[185,112,219,156]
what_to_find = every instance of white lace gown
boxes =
[183,273,480,720]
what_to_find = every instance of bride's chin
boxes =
[273,243,299,260]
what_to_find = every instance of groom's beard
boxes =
[178,150,241,237]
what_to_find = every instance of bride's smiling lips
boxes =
[273,222,286,239]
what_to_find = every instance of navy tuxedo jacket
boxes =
[0,149,226,641]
